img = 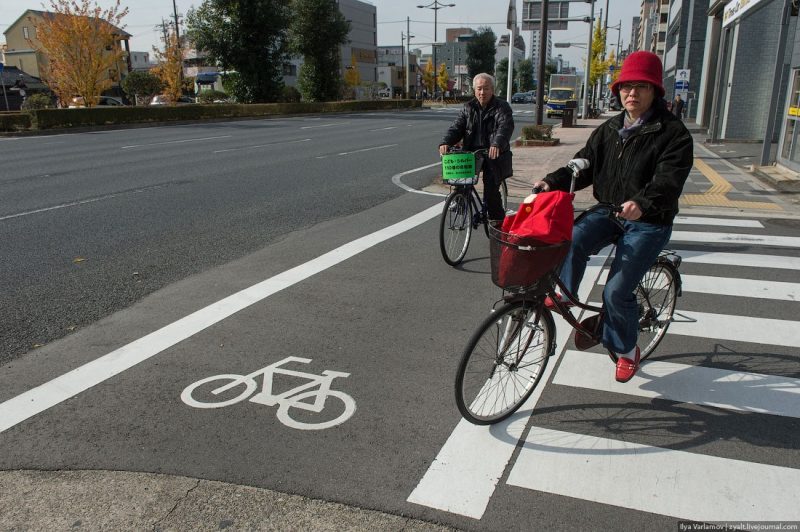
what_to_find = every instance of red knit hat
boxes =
[611,51,665,98]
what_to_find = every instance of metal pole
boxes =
[407,17,412,99]
[507,27,514,102]
[583,0,594,119]
[401,32,406,99]
[433,6,437,99]
[760,0,792,166]
[535,0,549,125]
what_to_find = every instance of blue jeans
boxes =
[559,207,672,354]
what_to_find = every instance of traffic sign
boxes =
[675,80,689,90]
[677,69,690,81]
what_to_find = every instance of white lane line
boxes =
[0,196,443,434]
[669,311,800,348]
[598,272,799,301]
[392,162,443,196]
[0,185,169,222]
[121,135,231,149]
[507,427,800,521]
[213,138,311,154]
[553,350,800,417]
[675,250,800,270]
[300,123,342,130]
[337,143,398,156]
[671,231,800,248]
[368,126,398,131]
[674,216,763,228]
[407,253,612,519]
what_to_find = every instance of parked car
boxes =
[511,92,528,104]
[68,95,125,108]
[524,91,536,104]
[150,95,195,105]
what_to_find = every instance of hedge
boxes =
[0,112,33,132]
[21,99,422,131]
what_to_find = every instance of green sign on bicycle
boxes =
[442,152,476,182]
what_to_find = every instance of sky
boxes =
[1,0,641,69]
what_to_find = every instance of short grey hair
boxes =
[472,73,495,89]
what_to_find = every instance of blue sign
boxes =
[675,80,689,90]
[0,62,4,73]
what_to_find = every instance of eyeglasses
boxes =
[619,82,652,92]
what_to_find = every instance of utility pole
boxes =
[172,0,180,43]
[407,17,413,99]
[401,32,407,99]
[535,0,549,125]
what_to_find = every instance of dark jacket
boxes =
[543,100,693,225]
[441,96,515,180]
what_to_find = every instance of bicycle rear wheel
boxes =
[455,301,555,425]
[636,260,678,360]
[439,190,473,266]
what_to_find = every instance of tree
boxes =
[589,19,610,91]
[466,27,496,82]
[343,54,360,89]
[121,70,163,105]
[186,0,290,103]
[422,58,435,96]
[495,58,516,96]
[289,0,350,102]
[29,0,129,106]
[437,63,449,97]
[152,26,183,103]
[516,59,534,92]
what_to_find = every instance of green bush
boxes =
[21,93,54,110]
[0,112,32,131]
[521,124,553,140]
[23,99,422,130]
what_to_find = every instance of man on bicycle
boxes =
[439,73,514,223]
[532,51,693,383]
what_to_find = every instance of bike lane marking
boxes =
[407,250,612,519]
[0,191,443,434]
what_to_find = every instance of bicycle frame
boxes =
[447,183,488,229]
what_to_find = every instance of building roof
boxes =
[4,9,131,38]
[0,65,48,89]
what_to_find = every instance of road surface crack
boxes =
[152,479,201,531]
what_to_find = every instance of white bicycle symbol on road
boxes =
[181,356,356,430]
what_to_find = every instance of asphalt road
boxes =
[0,109,541,364]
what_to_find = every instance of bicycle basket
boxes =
[488,225,570,292]
[442,152,479,185]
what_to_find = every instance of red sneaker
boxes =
[614,346,641,383]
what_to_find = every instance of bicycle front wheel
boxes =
[455,301,555,425]
[439,190,473,266]
[636,260,678,360]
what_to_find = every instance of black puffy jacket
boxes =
[543,100,693,225]
[441,96,515,179]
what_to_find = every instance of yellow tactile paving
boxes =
[680,158,783,210]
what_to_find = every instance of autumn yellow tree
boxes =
[152,26,183,104]
[437,63,449,99]
[30,0,128,106]
[344,54,360,88]
[422,58,435,97]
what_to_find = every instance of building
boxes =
[529,29,553,79]
[446,28,473,43]
[2,9,131,84]
[661,0,710,120]
[696,0,798,172]
[495,33,526,69]
[630,16,641,55]
[377,44,419,97]
[129,51,153,72]
[436,41,469,94]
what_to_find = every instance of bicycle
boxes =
[454,159,683,425]
[438,147,509,266]
[181,356,356,430]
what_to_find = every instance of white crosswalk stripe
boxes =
[410,215,800,522]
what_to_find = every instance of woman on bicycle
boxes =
[532,51,693,383]
[439,73,514,224]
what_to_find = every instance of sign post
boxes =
[675,69,690,101]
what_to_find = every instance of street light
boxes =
[417,1,455,98]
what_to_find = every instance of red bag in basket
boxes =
[501,191,575,243]
[493,191,574,289]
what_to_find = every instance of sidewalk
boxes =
[486,112,799,217]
